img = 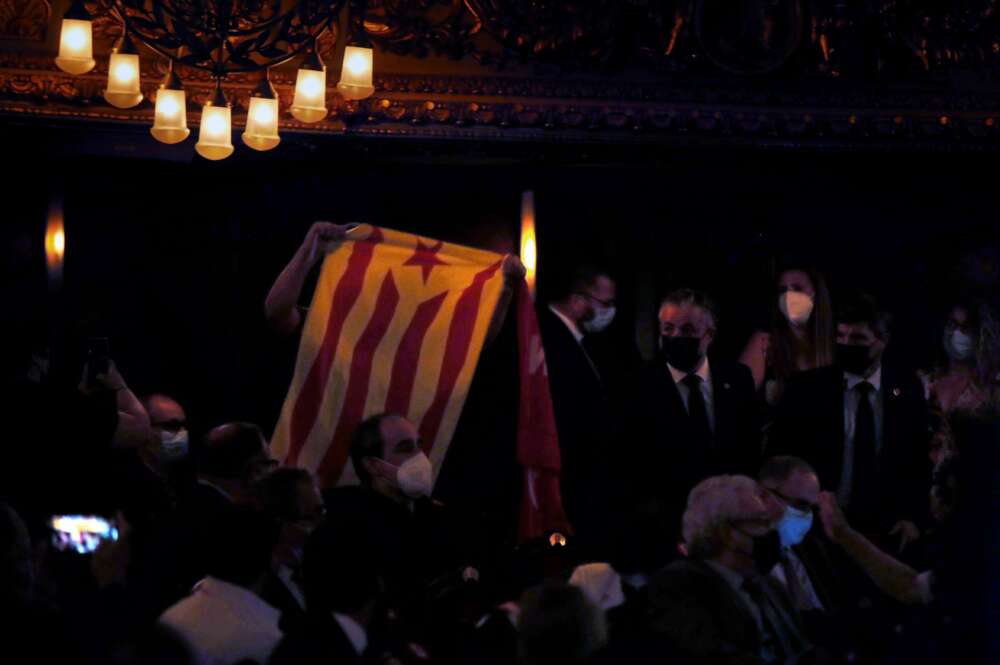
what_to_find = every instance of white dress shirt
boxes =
[838,365,884,507]
[276,564,306,610]
[668,357,716,432]
[770,548,825,612]
[548,305,584,343]
[159,577,283,665]
[333,613,369,656]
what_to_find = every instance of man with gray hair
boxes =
[625,288,760,573]
[648,474,812,665]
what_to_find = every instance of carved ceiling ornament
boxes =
[57,1,1000,77]
[0,0,51,41]
[1,1,999,150]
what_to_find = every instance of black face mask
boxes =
[837,343,873,376]
[751,530,783,574]
[661,336,703,373]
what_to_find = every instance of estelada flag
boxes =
[272,224,505,487]
[272,224,571,539]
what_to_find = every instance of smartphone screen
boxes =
[50,515,118,554]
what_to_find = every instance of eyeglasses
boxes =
[766,487,818,513]
[575,291,615,308]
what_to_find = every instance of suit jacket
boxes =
[648,558,811,665]
[537,307,616,549]
[768,363,930,533]
[269,614,362,665]
[260,569,307,633]
[625,358,760,566]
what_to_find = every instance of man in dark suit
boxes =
[648,474,812,665]
[768,292,930,551]
[537,264,619,555]
[269,519,382,665]
[627,289,760,570]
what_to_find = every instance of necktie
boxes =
[742,577,781,663]
[682,374,712,447]
[852,382,878,514]
[744,577,808,664]
[781,552,811,612]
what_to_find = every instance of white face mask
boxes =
[944,329,975,361]
[582,304,616,333]
[779,292,814,325]
[391,452,433,498]
[159,428,190,462]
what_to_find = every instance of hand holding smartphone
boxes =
[50,515,118,554]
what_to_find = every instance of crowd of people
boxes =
[1,222,997,665]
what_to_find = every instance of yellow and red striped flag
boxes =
[272,224,508,488]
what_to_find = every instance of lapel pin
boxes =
[892,388,901,397]
[723,383,731,390]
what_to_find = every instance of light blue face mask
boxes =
[777,505,813,548]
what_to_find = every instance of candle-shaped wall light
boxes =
[104,33,143,109]
[195,81,234,160]
[243,73,281,151]
[45,198,66,288]
[337,45,374,101]
[520,190,537,300]
[291,47,328,123]
[55,0,95,75]
[150,63,190,144]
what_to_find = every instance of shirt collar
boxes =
[845,363,882,392]
[548,305,585,344]
[333,613,368,656]
[668,357,712,386]
[197,478,234,502]
[193,577,281,622]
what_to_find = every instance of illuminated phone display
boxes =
[50,515,118,554]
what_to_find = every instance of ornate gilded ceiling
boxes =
[2,1,1000,152]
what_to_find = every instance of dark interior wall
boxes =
[4,124,998,436]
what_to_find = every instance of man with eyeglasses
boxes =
[758,456,832,615]
[537,263,619,559]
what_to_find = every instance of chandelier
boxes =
[54,0,375,160]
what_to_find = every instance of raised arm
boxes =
[818,491,927,605]
[484,255,526,346]
[265,222,351,336]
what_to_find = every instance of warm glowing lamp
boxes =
[243,74,281,151]
[291,49,328,123]
[150,65,189,144]
[337,45,374,101]
[55,1,95,75]
[195,82,234,160]
[104,33,143,109]
[45,200,66,286]
[520,190,537,299]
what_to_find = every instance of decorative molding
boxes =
[0,0,50,41]
[3,3,1000,150]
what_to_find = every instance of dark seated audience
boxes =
[126,421,277,622]
[159,504,283,665]
[269,519,384,665]
[324,412,488,618]
[517,582,607,665]
[647,474,814,665]
[817,445,990,665]
[255,467,326,631]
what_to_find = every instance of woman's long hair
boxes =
[935,299,1000,389]
[769,264,835,381]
